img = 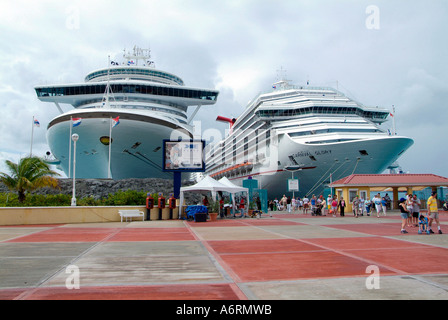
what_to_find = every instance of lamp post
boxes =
[71,133,79,206]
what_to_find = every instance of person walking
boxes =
[427,192,442,234]
[399,198,409,234]
[412,194,421,226]
[303,196,309,214]
[239,197,246,217]
[358,196,365,216]
[406,194,414,227]
[280,195,287,211]
[373,194,382,218]
[321,198,327,216]
[310,195,317,215]
[269,200,274,212]
[365,198,372,216]
[287,196,292,212]
[352,196,359,218]
[381,197,387,216]
[338,197,346,217]
[331,196,338,217]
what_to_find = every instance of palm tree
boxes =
[0,156,60,203]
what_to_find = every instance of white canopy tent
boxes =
[218,177,247,192]
[179,175,248,218]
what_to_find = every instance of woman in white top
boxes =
[412,195,421,226]
[406,194,414,227]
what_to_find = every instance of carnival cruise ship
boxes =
[205,79,413,199]
[35,47,219,179]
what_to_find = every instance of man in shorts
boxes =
[427,192,442,234]
[302,196,309,214]
[373,193,383,218]
[412,194,421,226]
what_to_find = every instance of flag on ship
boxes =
[112,116,120,128]
[33,118,40,127]
[72,118,82,127]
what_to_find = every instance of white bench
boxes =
[118,209,145,222]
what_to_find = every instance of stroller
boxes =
[312,204,322,216]
[418,215,430,234]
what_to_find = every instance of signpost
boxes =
[163,140,205,198]
[284,165,304,198]
[288,179,299,192]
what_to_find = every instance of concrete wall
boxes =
[0,206,179,226]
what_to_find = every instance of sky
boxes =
[0,0,447,178]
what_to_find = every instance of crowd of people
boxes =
[398,191,443,234]
[268,194,347,216]
[269,192,443,235]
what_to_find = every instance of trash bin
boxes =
[194,213,207,222]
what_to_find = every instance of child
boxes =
[418,215,430,234]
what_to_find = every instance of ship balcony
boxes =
[209,162,253,179]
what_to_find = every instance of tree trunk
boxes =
[18,191,26,203]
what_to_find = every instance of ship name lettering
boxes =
[292,151,312,158]
[315,149,331,156]
[292,149,331,158]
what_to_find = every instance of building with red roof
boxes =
[329,174,448,211]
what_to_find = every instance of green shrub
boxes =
[0,189,149,207]
[102,190,147,206]
[77,196,101,206]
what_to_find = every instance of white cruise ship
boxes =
[205,79,413,199]
[35,47,219,179]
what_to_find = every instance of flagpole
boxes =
[68,116,72,178]
[30,116,35,157]
[108,117,112,179]
[392,105,396,136]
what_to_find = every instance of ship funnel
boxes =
[216,116,236,128]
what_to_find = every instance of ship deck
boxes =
[1,211,447,301]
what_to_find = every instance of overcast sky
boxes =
[1,0,447,179]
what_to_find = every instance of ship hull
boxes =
[221,134,414,199]
[47,110,191,179]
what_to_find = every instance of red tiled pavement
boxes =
[9,284,243,300]
[6,227,119,243]
[322,222,415,236]
[347,246,448,275]
[208,239,323,254]
[305,236,431,251]
[218,250,398,282]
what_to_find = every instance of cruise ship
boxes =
[35,47,219,179]
[205,78,414,199]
